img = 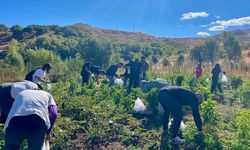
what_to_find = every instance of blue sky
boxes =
[0,0,250,38]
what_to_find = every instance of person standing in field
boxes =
[106,62,124,86]
[195,63,203,79]
[129,58,142,89]
[140,56,149,80]
[81,59,94,85]
[158,86,204,145]
[211,63,223,94]
[4,90,57,150]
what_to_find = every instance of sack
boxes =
[134,97,146,113]
[221,75,229,83]
[168,119,186,131]
[42,139,50,150]
[47,84,52,90]
[114,78,124,86]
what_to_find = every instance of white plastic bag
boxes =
[134,97,146,113]
[114,78,124,86]
[221,75,229,84]
[168,118,186,131]
[47,83,52,91]
[42,139,50,150]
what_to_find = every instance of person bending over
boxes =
[158,86,204,145]
[4,90,57,150]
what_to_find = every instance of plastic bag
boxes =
[134,97,146,113]
[168,118,186,131]
[221,75,229,84]
[47,84,52,91]
[114,78,124,86]
[42,139,50,150]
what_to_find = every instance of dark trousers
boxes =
[211,78,223,93]
[129,74,140,88]
[158,91,183,138]
[82,74,90,85]
[5,114,47,150]
[0,85,14,124]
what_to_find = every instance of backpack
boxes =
[25,68,38,81]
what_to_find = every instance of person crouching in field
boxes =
[81,59,94,85]
[158,86,204,145]
[25,63,52,89]
[0,80,39,123]
[106,62,124,86]
[4,90,57,150]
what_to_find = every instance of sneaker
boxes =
[170,136,185,145]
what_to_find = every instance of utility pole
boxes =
[133,21,135,32]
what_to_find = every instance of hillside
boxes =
[73,24,205,49]
[1,24,250,51]
[0,24,205,50]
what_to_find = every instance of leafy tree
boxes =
[162,57,169,67]
[10,25,23,40]
[78,38,112,67]
[8,39,20,52]
[0,24,8,32]
[22,48,61,70]
[23,25,35,33]
[5,39,24,70]
[222,32,241,61]
[177,54,185,65]
[190,45,203,63]
[203,38,218,65]
[151,55,158,65]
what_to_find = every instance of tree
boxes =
[78,38,112,67]
[5,39,24,70]
[0,24,8,32]
[151,55,158,65]
[23,25,35,33]
[8,39,20,52]
[203,38,218,65]
[177,54,185,65]
[190,45,204,63]
[222,32,241,61]
[162,58,169,67]
[10,25,23,40]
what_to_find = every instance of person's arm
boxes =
[192,105,203,132]
[47,105,58,135]
[33,69,50,83]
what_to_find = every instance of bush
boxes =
[231,76,243,90]
[237,83,250,107]
[5,51,25,71]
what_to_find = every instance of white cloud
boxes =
[197,32,210,36]
[213,16,250,27]
[209,25,225,31]
[181,12,209,20]
[209,16,250,32]
[216,16,221,19]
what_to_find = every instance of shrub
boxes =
[200,99,218,125]
[237,83,250,107]
[231,76,243,90]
